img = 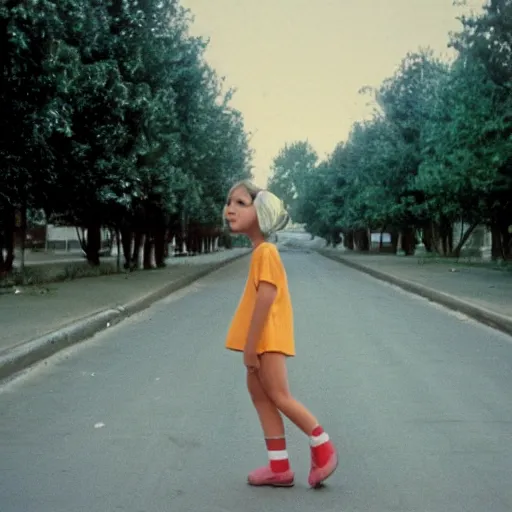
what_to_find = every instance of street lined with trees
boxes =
[268,1,512,260]
[0,0,252,273]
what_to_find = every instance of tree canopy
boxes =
[268,1,512,258]
[0,0,252,271]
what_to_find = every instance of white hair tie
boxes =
[254,190,289,236]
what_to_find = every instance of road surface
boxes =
[1,250,511,512]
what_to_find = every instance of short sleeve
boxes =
[253,245,281,289]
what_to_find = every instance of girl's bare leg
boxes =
[246,368,294,486]
[258,352,338,487]
[247,370,285,437]
[258,352,318,434]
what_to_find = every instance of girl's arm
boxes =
[245,281,277,353]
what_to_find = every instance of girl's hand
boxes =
[244,350,260,373]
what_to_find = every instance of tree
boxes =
[0,0,254,277]
[267,141,318,222]
[0,0,83,271]
[270,4,512,260]
[448,0,512,258]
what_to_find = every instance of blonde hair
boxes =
[224,180,289,237]
[227,179,262,201]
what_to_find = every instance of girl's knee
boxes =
[249,388,267,406]
[247,373,268,404]
[265,386,292,408]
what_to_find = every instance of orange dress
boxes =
[225,242,295,357]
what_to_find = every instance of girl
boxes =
[223,179,338,488]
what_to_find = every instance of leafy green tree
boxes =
[1,0,253,276]
[367,50,449,253]
[415,55,509,255]
[0,0,83,271]
[273,4,512,260]
[448,0,512,258]
[267,141,318,222]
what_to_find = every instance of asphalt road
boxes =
[1,250,511,512]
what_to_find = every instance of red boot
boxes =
[308,426,338,488]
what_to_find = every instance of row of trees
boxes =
[268,0,512,259]
[0,0,252,273]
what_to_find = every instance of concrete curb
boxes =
[0,250,250,382]
[318,250,512,338]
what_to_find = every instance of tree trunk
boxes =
[491,223,502,261]
[390,230,399,254]
[401,227,416,255]
[222,232,232,249]
[115,229,121,272]
[85,223,101,266]
[120,227,132,269]
[344,230,354,250]
[143,234,153,269]
[422,223,434,252]
[154,228,166,268]
[451,221,478,258]
[354,229,369,251]
[18,205,27,279]
[439,216,453,255]
[503,225,512,260]
[175,230,184,255]
[0,241,4,274]
[428,220,446,255]
[0,209,16,273]
[132,230,143,270]
[493,221,511,260]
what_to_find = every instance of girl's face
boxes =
[225,186,259,235]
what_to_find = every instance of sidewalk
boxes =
[319,249,512,336]
[0,248,250,381]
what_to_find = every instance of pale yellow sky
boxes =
[182,0,485,187]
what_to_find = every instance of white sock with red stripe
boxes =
[266,437,291,472]
[309,425,333,467]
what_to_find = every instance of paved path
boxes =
[1,251,511,511]
[321,250,512,319]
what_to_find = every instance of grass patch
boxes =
[0,261,121,289]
